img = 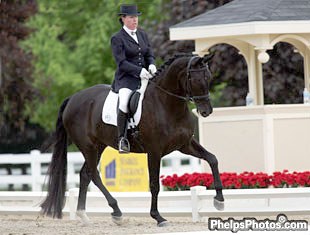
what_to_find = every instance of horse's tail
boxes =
[41,97,70,218]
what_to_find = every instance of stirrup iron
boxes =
[119,137,130,153]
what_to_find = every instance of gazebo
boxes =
[169,0,310,173]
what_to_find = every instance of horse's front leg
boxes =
[147,155,168,227]
[180,138,224,210]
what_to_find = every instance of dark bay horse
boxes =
[41,54,224,226]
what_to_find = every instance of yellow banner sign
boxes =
[100,147,149,192]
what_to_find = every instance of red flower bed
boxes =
[160,170,310,191]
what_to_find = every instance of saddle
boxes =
[127,90,141,136]
[102,89,143,131]
[102,78,149,132]
[128,90,140,118]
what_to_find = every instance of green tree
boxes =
[0,0,47,153]
[24,0,164,131]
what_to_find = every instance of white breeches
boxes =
[118,88,132,113]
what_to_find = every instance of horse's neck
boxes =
[158,68,181,94]
[145,71,189,117]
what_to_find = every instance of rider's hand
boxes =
[139,68,152,80]
[148,64,157,76]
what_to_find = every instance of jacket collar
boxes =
[121,28,139,45]
[123,25,137,35]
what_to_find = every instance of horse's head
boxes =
[184,54,214,117]
[151,53,213,117]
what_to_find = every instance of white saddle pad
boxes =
[102,79,149,128]
[102,90,143,129]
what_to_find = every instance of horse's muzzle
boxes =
[198,106,213,117]
[200,111,210,117]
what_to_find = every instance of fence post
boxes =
[69,188,79,220]
[30,150,42,191]
[190,186,205,222]
[67,157,75,189]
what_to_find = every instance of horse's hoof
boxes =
[157,220,169,227]
[112,215,123,226]
[76,210,92,226]
[213,198,225,211]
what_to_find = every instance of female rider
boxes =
[111,4,156,153]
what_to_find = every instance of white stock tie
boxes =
[131,31,138,43]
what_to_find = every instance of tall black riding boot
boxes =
[117,110,130,153]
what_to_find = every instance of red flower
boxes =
[161,170,310,191]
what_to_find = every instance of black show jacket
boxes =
[111,28,155,92]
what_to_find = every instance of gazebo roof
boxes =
[170,0,310,40]
[172,0,310,28]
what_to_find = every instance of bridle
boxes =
[186,56,211,102]
[148,56,211,103]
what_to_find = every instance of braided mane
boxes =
[151,53,193,81]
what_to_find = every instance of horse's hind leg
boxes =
[76,163,91,224]
[81,146,122,224]
[75,146,103,224]
[76,159,99,225]
[77,146,103,208]
[180,138,224,210]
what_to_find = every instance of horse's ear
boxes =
[203,53,214,63]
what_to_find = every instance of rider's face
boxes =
[122,15,138,30]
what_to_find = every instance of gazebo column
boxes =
[304,49,310,90]
[247,47,264,105]
[255,50,265,105]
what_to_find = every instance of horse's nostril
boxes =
[201,111,208,117]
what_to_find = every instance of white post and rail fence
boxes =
[0,149,200,191]
[0,187,309,222]
[0,149,309,221]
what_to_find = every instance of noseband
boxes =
[186,56,210,102]
[148,56,211,103]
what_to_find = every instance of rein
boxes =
[147,56,210,102]
[147,79,191,101]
